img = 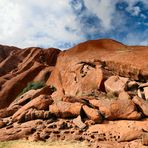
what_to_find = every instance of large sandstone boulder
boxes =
[9,86,53,109]
[82,105,102,123]
[0,106,19,118]
[104,76,129,95]
[0,120,41,141]
[49,60,104,100]
[49,101,82,118]
[88,120,148,144]
[89,92,141,120]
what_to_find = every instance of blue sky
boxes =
[0,0,147,49]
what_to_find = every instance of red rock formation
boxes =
[47,39,148,100]
[0,46,60,109]
[12,95,53,122]
[0,39,147,147]
[0,45,20,62]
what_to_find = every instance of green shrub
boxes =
[20,81,46,96]
[50,85,57,92]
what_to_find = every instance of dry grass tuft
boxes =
[0,140,88,148]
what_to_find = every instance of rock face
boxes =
[47,39,148,100]
[0,45,20,62]
[0,39,148,148]
[0,46,60,109]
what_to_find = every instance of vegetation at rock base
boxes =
[50,85,57,92]
[19,81,46,96]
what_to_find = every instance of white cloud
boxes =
[0,0,147,49]
[124,30,148,46]
[130,6,141,16]
[0,0,83,48]
[0,1,23,40]
[126,4,141,16]
[140,13,147,19]
[124,0,148,16]
[84,0,117,31]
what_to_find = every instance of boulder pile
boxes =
[0,39,148,147]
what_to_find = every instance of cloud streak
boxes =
[0,0,147,49]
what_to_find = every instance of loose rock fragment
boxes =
[144,87,148,100]
[139,82,148,88]
[133,96,148,116]
[73,115,86,129]
[82,105,102,123]
[127,81,138,90]
[104,76,129,95]
[138,82,148,100]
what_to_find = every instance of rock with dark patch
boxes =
[138,82,148,100]
[9,86,53,110]
[0,106,20,118]
[17,109,52,123]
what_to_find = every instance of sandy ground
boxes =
[0,140,88,148]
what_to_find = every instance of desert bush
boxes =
[20,81,46,96]
[50,85,57,92]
